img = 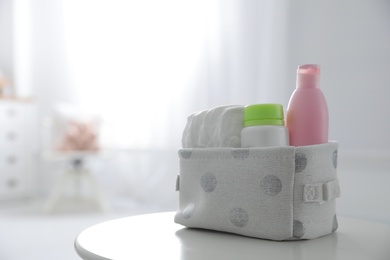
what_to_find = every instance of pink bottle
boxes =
[286,64,328,146]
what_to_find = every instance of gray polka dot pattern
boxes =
[201,172,217,192]
[176,142,339,240]
[332,215,338,232]
[260,175,282,196]
[182,203,195,219]
[293,220,305,238]
[332,150,338,169]
[229,208,249,228]
[180,149,193,159]
[295,152,307,173]
[231,149,249,160]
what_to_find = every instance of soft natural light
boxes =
[62,0,215,148]
[13,0,32,97]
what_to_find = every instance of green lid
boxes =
[244,104,285,127]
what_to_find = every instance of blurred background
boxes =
[0,0,389,259]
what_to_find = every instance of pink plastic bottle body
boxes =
[286,64,328,146]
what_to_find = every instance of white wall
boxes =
[338,154,390,224]
[30,0,73,116]
[0,0,14,78]
[285,0,390,152]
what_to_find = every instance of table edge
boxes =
[75,234,111,260]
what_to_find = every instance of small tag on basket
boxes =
[304,180,340,204]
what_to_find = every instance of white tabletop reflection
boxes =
[75,212,390,260]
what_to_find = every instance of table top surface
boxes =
[75,212,390,260]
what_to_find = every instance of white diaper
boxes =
[181,105,244,148]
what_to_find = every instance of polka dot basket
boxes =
[175,142,340,240]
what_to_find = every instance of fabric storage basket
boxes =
[174,142,340,241]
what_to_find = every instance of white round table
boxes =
[75,212,390,260]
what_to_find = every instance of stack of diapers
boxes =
[182,105,244,148]
[175,106,340,241]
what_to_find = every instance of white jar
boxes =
[241,104,289,148]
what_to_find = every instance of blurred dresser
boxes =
[0,98,35,200]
